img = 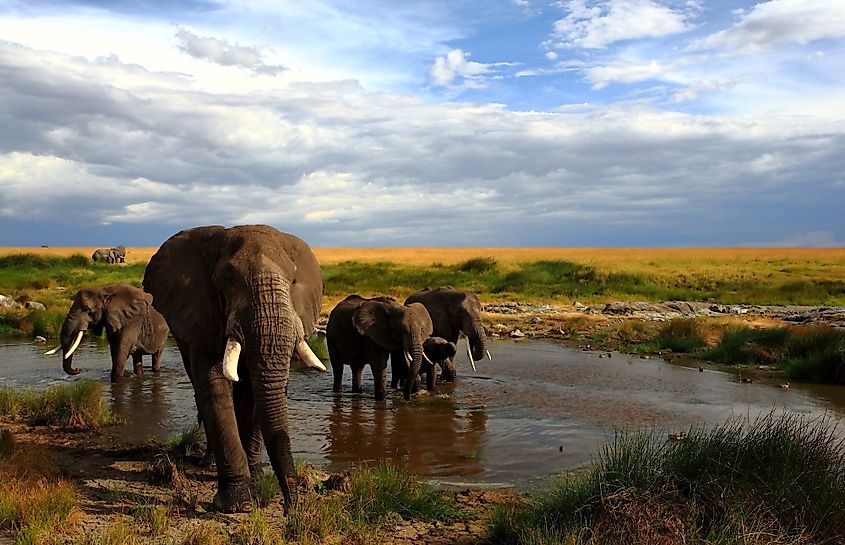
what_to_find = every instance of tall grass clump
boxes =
[654,319,708,353]
[488,412,845,544]
[458,257,498,273]
[0,380,116,429]
[781,326,845,383]
[288,464,459,543]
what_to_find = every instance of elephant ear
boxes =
[406,302,434,337]
[102,284,152,333]
[143,226,227,344]
[353,301,394,347]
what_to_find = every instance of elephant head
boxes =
[420,337,457,390]
[55,284,152,376]
[406,286,489,378]
[352,300,434,400]
[142,225,324,512]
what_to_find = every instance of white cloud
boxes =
[693,0,845,54]
[429,49,495,86]
[550,0,694,49]
[174,28,285,75]
[583,59,670,89]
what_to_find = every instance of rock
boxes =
[0,294,14,308]
[25,301,47,310]
[527,316,541,325]
[510,329,525,338]
[573,301,586,309]
[33,336,47,344]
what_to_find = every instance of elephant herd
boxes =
[45,224,489,514]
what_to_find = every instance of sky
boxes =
[0,0,843,248]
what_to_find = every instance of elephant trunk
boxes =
[465,317,489,362]
[244,271,299,509]
[403,331,424,401]
[59,314,85,375]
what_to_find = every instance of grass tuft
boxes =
[0,380,117,429]
[487,412,845,544]
[0,460,77,545]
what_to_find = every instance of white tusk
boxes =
[487,350,492,361]
[45,345,61,356]
[423,350,434,367]
[404,350,413,364]
[64,331,84,360]
[296,339,326,372]
[223,338,241,382]
[466,340,476,372]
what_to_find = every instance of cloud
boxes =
[1,40,844,247]
[174,28,285,75]
[693,0,845,54]
[429,49,512,87]
[549,0,695,50]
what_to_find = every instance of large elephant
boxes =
[327,295,439,401]
[110,245,126,263]
[142,225,326,514]
[400,286,490,382]
[49,283,169,383]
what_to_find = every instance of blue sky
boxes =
[0,0,843,247]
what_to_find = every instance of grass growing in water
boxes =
[488,412,845,545]
[0,380,117,429]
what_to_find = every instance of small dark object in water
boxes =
[698,366,704,372]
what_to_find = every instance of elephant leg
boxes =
[351,365,364,393]
[191,356,251,513]
[151,349,162,373]
[426,365,437,392]
[372,363,388,401]
[109,337,131,383]
[390,350,405,389]
[132,353,144,375]
[329,341,343,393]
[233,372,263,480]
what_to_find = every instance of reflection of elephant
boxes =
[53,283,169,383]
[143,225,326,513]
[402,286,489,381]
[327,295,437,401]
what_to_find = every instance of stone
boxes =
[25,301,47,310]
[33,336,47,344]
[510,329,525,338]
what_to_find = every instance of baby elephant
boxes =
[393,336,458,394]
[328,295,446,401]
[48,283,169,382]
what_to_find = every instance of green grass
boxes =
[287,463,460,543]
[488,412,845,544]
[0,380,117,429]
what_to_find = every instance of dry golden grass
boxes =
[4,246,844,266]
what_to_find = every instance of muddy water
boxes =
[3,337,845,489]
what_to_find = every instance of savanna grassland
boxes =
[2,247,845,544]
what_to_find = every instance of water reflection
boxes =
[323,396,488,477]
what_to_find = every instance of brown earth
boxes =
[1,419,520,545]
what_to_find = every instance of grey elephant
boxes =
[110,246,126,263]
[327,295,443,401]
[91,248,115,263]
[47,283,169,383]
[396,286,490,384]
[143,225,326,514]
[410,336,457,393]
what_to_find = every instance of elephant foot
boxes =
[213,483,253,513]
